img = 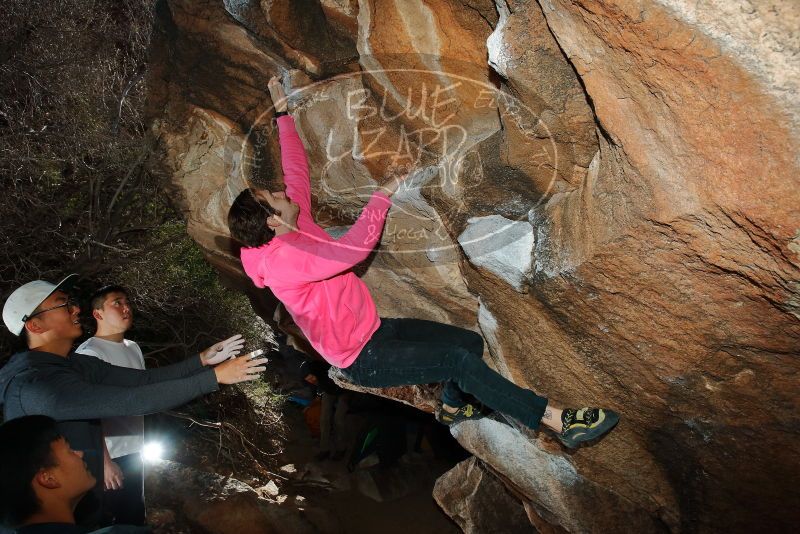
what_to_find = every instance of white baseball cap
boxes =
[2,274,79,335]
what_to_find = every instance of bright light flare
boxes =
[141,441,164,463]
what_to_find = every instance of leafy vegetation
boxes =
[0,0,283,476]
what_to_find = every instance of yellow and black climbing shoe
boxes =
[436,403,484,425]
[558,408,620,448]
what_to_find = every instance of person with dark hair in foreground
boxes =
[0,415,149,533]
[227,76,620,448]
[0,275,267,527]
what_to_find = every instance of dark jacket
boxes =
[0,350,218,527]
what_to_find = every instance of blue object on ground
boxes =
[288,394,312,407]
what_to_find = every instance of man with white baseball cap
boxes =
[0,275,269,528]
[2,275,79,338]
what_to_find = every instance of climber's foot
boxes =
[436,403,484,425]
[557,408,619,448]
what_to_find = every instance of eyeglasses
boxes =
[23,298,78,321]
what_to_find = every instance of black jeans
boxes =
[104,453,146,526]
[341,318,548,429]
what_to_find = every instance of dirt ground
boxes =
[277,398,463,534]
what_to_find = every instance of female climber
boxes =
[227,76,619,448]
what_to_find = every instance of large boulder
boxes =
[433,456,537,534]
[146,0,800,531]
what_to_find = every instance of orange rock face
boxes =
[146,0,800,531]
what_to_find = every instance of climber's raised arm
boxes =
[267,76,312,221]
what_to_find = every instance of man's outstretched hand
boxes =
[268,76,288,113]
[200,334,246,366]
[214,349,268,384]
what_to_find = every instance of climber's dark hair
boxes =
[228,189,277,248]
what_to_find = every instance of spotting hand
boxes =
[201,334,246,366]
[214,349,268,385]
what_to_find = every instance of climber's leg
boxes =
[341,318,548,430]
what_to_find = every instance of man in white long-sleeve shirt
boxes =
[76,286,146,525]
[76,285,247,525]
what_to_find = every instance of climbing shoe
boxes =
[436,403,484,425]
[557,408,619,448]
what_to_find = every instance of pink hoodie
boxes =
[240,115,392,368]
